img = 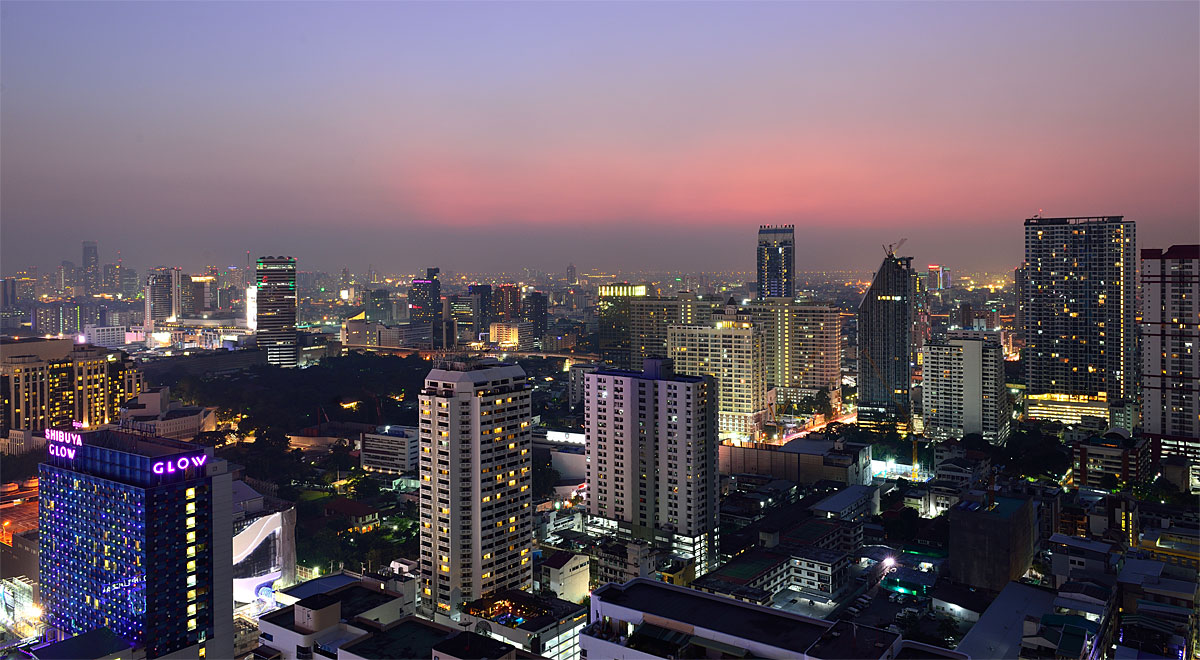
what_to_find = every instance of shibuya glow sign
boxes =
[46,429,83,460]
[153,453,208,476]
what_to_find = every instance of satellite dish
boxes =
[475,621,492,636]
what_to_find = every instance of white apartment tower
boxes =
[919,333,1011,444]
[667,306,767,440]
[419,360,533,614]
[1141,244,1199,491]
[585,359,718,573]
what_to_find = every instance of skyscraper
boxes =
[1141,244,1199,491]
[598,283,648,370]
[493,283,521,323]
[521,291,548,339]
[255,256,299,368]
[628,294,724,367]
[756,225,795,300]
[468,284,493,335]
[367,288,393,323]
[1022,217,1137,414]
[585,359,718,573]
[419,360,532,613]
[39,428,233,658]
[81,241,99,294]
[857,253,914,433]
[410,268,442,347]
[668,306,767,440]
[144,268,175,330]
[566,263,576,285]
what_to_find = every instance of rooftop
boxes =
[262,584,400,633]
[592,579,829,655]
[433,630,517,659]
[811,485,875,514]
[70,428,205,458]
[951,495,1026,520]
[956,582,1058,660]
[338,618,457,659]
[282,572,361,600]
[806,619,900,660]
[463,589,584,632]
[29,627,132,660]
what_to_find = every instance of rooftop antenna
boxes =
[883,238,908,258]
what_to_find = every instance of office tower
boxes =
[522,291,548,339]
[118,267,140,300]
[857,252,914,433]
[598,283,648,370]
[255,256,299,368]
[1141,244,1199,491]
[419,360,532,614]
[493,283,521,323]
[81,241,99,294]
[920,334,1011,444]
[145,269,173,326]
[102,263,119,293]
[175,272,197,317]
[756,225,795,300]
[0,339,143,436]
[445,294,480,341]
[409,268,441,346]
[566,263,576,285]
[1022,217,1137,417]
[744,299,842,407]
[367,289,392,323]
[39,428,233,658]
[468,284,493,333]
[668,306,767,440]
[585,359,718,573]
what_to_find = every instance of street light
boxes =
[883,557,895,568]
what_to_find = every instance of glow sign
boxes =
[152,454,208,476]
[46,429,83,460]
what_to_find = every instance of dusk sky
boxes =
[2,1,1197,275]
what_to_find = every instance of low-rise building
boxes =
[360,425,419,475]
[1072,429,1155,489]
[254,581,414,660]
[440,590,588,660]
[119,386,216,440]
[537,551,589,604]
[323,498,381,534]
[719,436,873,486]
[808,484,879,522]
[582,578,966,660]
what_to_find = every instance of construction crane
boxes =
[883,238,908,258]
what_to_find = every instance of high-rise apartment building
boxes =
[628,294,723,367]
[418,360,533,614]
[757,225,795,300]
[919,334,1011,444]
[1022,217,1137,418]
[1141,244,1199,491]
[585,359,718,573]
[255,256,299,368]
[39,428,233,658]
[598,283,648,371]
[81,241,99,294]
[744,299,842,406]
[668,307,767,440]
[0,338,142,436]
[857,254,914,432]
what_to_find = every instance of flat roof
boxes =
[806,620,900,660]
[594,579,829,655]
[282,573,360,599]
[30,627,132,660]
[956,582,1058,660]
[338,618,453,659]
[811,485,875,513]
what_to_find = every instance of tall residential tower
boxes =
[756,225,795,300]
[255,256,299,367]
[857,253,914,432]
[418,360,533,614]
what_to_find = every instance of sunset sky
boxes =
[2,1,1197,274]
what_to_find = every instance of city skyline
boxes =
[3,2,1197,274]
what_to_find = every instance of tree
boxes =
[1099,473,1120,492]
[352,475,381,501]
[814,388,833,419]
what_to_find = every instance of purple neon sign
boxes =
[152,453,209,476]
[46,429,83,460]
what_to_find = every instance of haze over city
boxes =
[3,1,1197,273]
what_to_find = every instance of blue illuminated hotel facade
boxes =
[39,428,232,658]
